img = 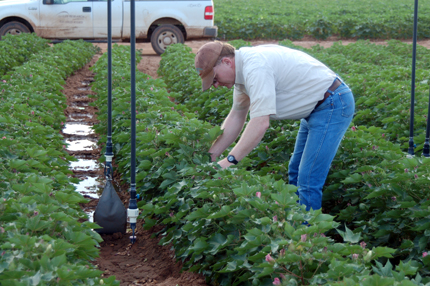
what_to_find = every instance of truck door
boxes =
[92,0,123,38]
[39,0,94,39]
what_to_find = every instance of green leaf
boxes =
[372,260,393,277]
[256,267,274,278]
[336,225,361,243]
[395,260,418,276]
[190,238,209,254]
[372,246,395,259]
[185,205,211,221]
[207,205,231,219]
[341,173,362,184]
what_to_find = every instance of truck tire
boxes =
[0,22,31,40]
[150,25,184,55]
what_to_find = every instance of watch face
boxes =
[227,155,234,162]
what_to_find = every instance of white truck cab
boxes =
[0,0,217,54]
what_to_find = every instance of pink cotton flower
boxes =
[423,252,428,258]
[273,278,281,285]
[351,126,356,131]
[301,234,307,242]
[404,168,409,173]
[256,192,261,198]
[360,241,367,249]
[352,253,359,260]
[279,249,285,257]
[265,145,269,151]
[280,274,286,279]
[265,254,275,263]
[1,137,5,140]
[391,196,396,201]
[31,111,34,115]
[273,215,277,222]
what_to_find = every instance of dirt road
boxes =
[93,38,430,78]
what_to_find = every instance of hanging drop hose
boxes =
[408,0,419,156]
[423,88,430,157]
[105,0,113,180]
[127,0,139,244]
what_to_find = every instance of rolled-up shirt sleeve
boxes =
[232,84,250,112]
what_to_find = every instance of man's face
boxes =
[212,58,235,89]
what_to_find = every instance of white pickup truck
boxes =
[0,0,217,54]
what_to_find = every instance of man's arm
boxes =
[209,108,248,161]
[217,115,270,169]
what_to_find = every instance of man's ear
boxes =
[222,57,232,66]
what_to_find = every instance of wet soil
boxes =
[61,51,208,286]
[61,38,430,286]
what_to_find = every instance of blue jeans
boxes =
[288,80,355,211]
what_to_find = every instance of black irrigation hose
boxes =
[104,0,114,178]
[408,0,419,156]
[423,88,430,157]
[128,0,138,244]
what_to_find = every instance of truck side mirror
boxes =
[43,0,54,4]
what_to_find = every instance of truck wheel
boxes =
[150,25,184,55]
[0,22,31,40]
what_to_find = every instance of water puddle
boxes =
[71,102,89,107]
[73,176,101,199]
[69,113,94,122]
[63,123,94,136]
[86,211,95,222]
[70,113,93,118]
[62,73,101,222]
[70,159,99,171]
[65,139,96,151]
[73,95,89,100]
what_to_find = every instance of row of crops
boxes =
[0,34,50,76]
[88,38,430,285]
[214,0,430,40]
[0,36,118,285]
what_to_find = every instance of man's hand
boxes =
[217,158,234,169]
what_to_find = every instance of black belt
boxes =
[315,78,342,109]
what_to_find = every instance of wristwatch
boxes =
[227,155,239,165]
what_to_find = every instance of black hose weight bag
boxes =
[93,180,127,234]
